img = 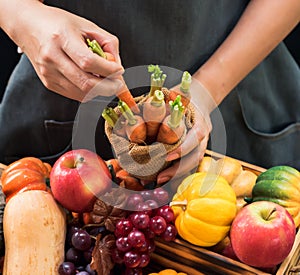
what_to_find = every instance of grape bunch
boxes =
[112,188,178,275]
[58,225,106,275]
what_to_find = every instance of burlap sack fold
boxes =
[104,88,195,181]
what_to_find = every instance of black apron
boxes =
[0,0,299,170]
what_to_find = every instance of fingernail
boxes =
[157,176,171,184]
[166,153,180,162]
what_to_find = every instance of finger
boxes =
[38,53,123,101]
[157,137,208,184]
[54,50,123,100]
[41,70,86,101]
[166,117,210,161]
[61,32,124,78]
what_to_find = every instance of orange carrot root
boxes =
[156,117,185,144]
[117,85,140,114]
[156,95,186,145]
[116,170,144,191]
[125,115,147,144]
[143,90,166,143]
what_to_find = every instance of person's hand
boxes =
[11,1,124,101]
[157,80,215,184]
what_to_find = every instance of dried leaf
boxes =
[90,234,116,275]
[91,189,128,232]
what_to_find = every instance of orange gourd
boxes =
[1,157,51,202]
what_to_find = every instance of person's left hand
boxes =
[156,81,214,184]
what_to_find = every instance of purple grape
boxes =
[111,248,125,264]
[139,253,151,268]
[71,229,92,251]
[161,224,177,242]
[115,218,134,237]
[136,202,152,216]
[130,212,150,229]
[140,190,153,201]
[58,262,76,275]
[144,199,159,211]
[153,187,169,205]
[116,236,132,252]
[127,229,146,248]
[126,194,144,210]
[149,216,167,235]
[123,251,141,268]
[65,247,82,265]
[156,205,175,223]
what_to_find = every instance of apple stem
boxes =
[74,156,85,167]
[169,200,188,210]
[265,207,277,220]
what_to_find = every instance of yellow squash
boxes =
[171,172,237,247]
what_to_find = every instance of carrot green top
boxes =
[168,95,185,129]
[148,64,167,96]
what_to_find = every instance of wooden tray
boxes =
[147,150,300,275]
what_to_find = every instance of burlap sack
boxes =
[104,88,195,181]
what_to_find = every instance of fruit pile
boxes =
[0,149,300,275]
[170,156,300,272]
[56,187,177,275]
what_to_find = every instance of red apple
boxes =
[230,201,296,268]
[50,149,112,213]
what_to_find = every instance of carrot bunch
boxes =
[98,58,191,145]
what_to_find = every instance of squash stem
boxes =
[169,199,188,210]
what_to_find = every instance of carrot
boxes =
[148,64,167,96]
[116,169,144,191]
[105,158,122,174]
[118,100,147,144]
[102,106,126,137]
[87,39,140,114]
[167,71,192,108]
[143,89,166,143]
[157,95,186,145]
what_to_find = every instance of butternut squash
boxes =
[3,190,66,275]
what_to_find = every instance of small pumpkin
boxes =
[247,165,300,227]
[1,157,51,202]
[170,172,237,247]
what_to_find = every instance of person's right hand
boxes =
[6,1,124,102]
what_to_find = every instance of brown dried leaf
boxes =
[90,234,116,275]
[91,188,128,232]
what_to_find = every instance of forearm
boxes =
[0,0,43,43]
[194,0,300,110]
